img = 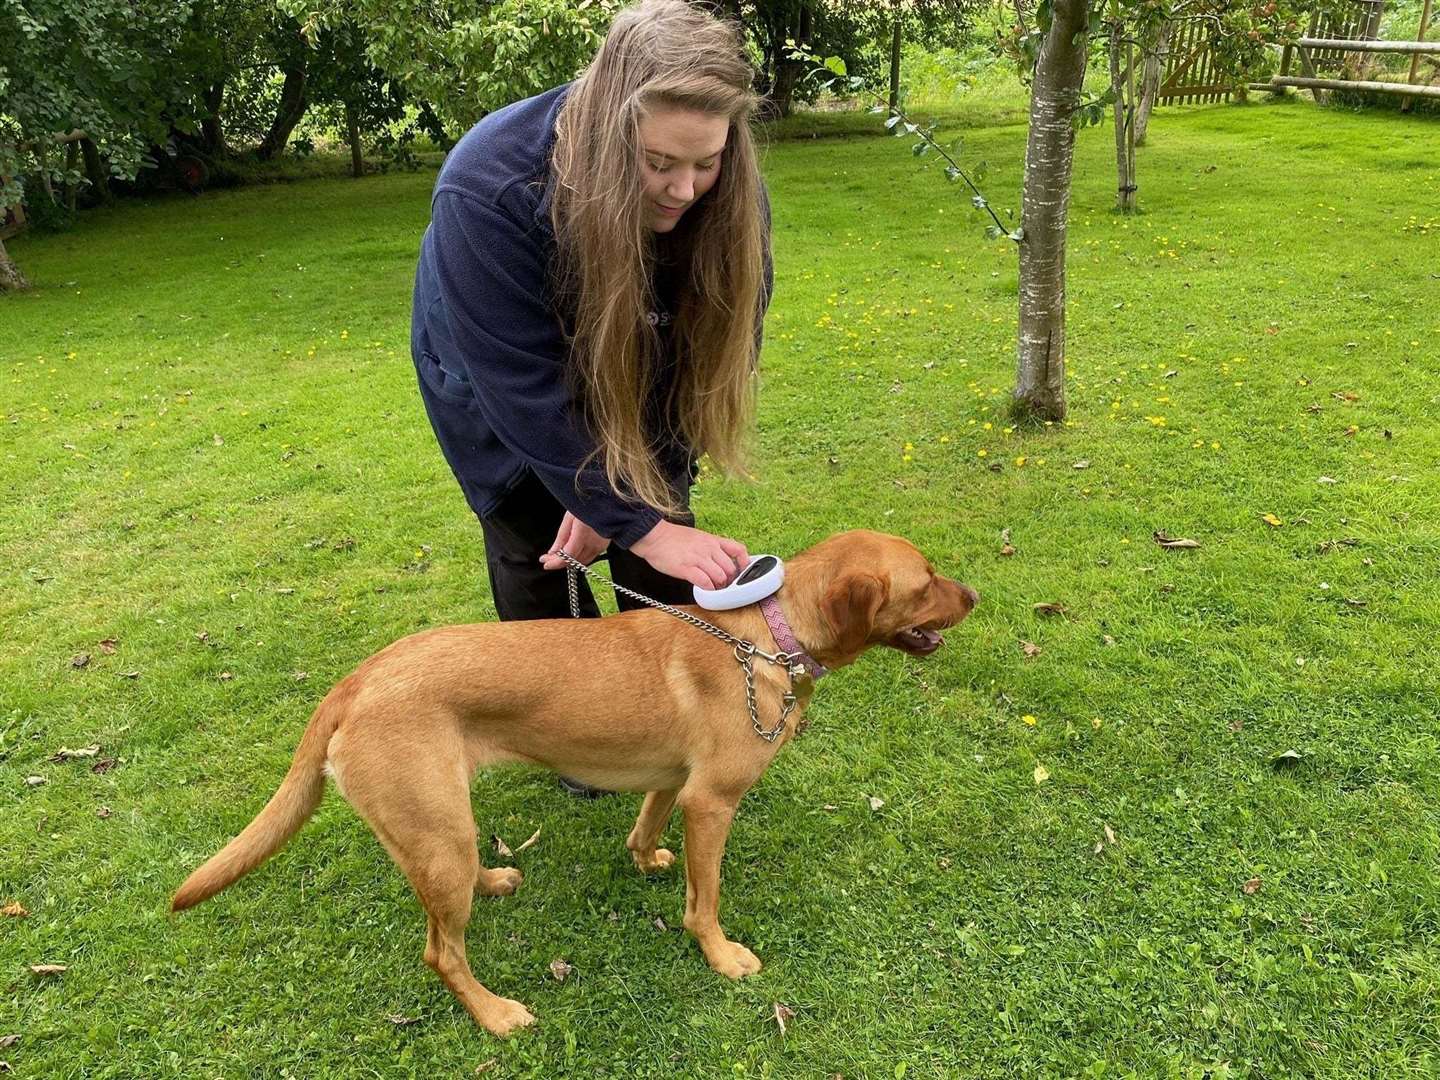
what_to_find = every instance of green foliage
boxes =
[0,0,196,214]
[284,0,619,132]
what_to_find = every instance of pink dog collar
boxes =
[759,595,827,681]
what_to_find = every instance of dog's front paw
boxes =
[705,939,763,979]
[478,996,536,1038]
[632,847,675,875]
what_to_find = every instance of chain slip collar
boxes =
[558,550,809,742]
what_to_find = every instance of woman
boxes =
[409,0,773,786]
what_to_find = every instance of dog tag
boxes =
[693,555,784,611]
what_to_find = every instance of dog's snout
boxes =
[953,580,979,610]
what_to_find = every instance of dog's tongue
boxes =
[916,628,943,648]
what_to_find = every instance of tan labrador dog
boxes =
[172,529,978,1036]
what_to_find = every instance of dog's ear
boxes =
[821,573,888,657]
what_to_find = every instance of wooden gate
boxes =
[1157,19,1232,104]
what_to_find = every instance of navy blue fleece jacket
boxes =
[411,84,772,550]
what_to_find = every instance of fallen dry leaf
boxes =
[1332,391,1359,402]
[492,834,514,858]
[23,777,46,788]
[1153,531,1201,549]
[1243,877,1262,895]
[385,1014,422,1026]
[98,638,118,654]
[118,671,140,679]
[1033,602,1069,617]
[29,964,67,976]
[475,1061,498,1076]
[217,672,234,682]
[515,828,541,853]
[0,1036,16,1049]
[1342,425,1358,438]
[1317,476,1337,485]
[1261,513,1283,528]
[1020,641,1042,659]
[1033,763,1051,785]
[548,958,573,982]
[91,758,117,775]
[96,806,112,819]
[653,916,668,932]
[71,653,90,670]
[50,745,100,762]
[1102,634,1116,646]
[1072,460,1090,470]
[771,1002,796,1036]
[1,902,28,918]
[1104,824,1117,846]
[867,795,885,812]
[999,527,1016,557]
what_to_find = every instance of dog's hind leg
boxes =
[626,788,679,874]
[337,746,533,1037]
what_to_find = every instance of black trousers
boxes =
[478,469,694,621]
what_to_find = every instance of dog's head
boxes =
[785,530,978,668]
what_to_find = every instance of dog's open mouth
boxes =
[891,626,945,656]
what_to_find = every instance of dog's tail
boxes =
[171,679,352,912]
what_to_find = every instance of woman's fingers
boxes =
[717,536,750,570]
[695,555,733,590]
[540,513,608,570]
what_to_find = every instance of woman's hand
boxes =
[540,512,610,570]
[631,520,749,590]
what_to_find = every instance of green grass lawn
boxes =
[2,90,1438,1078]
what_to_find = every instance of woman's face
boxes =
[636,106,729,234]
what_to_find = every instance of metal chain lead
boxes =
[560,550,801,742]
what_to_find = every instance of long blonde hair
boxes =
[549,0,765,517]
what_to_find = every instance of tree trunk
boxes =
[1108,22,1135,213]
[80,139,112,205]
[1013,0,1090,423]
[201,82,227,156]
[771,59,802,117]
[36,143,56,206]
[1134,21,1170,145]
[0,233,29,292]
[64,142,80,212]
[764,3,812,119]
[256,65,308,161]
[417,101,455,151]
[889,14,903,111]
[346,100,364,178]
